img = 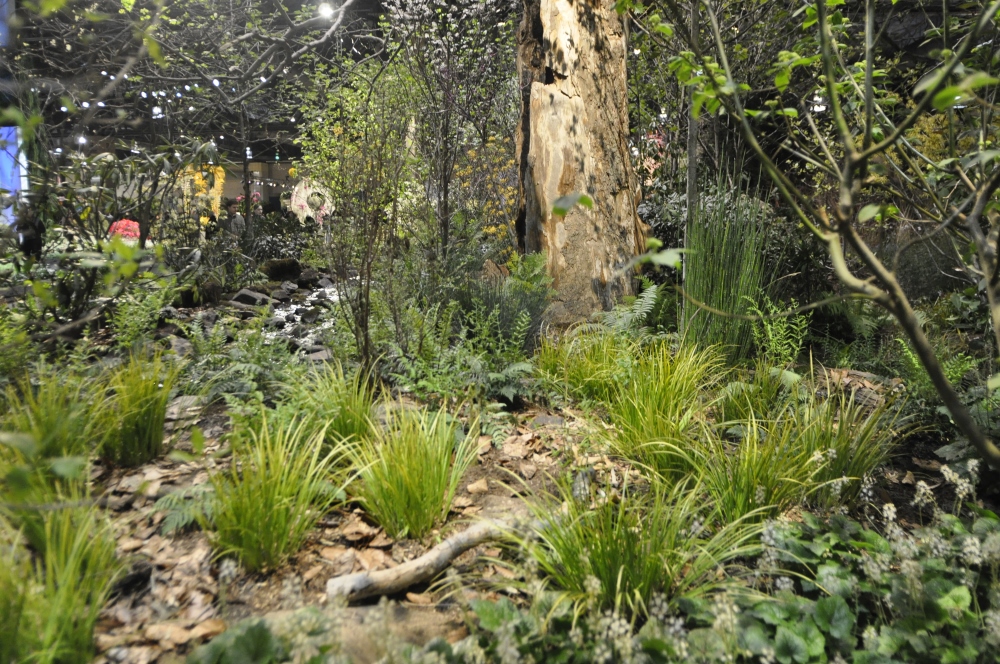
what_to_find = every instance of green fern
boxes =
[153,484,216,536]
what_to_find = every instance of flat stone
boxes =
[166,335,193,357]
[298,268,321,288]
[317,277,336,289]
[308,350,332,362]
[231,289,274,306]
[264,317,286,329]
[270,290,292,303]
[280,280,299,292]
[530,414,565,428]
[300,308,322,324]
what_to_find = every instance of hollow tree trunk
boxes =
[516,0,645,325]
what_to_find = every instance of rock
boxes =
[289,324,309,338]
[308,350,332,362]
[530,413,565,428]
[167,336,194,357]
[298,268,321,288]
[302,345,327,354]
[231,289,274,307]
[280,280,299,292]
[165,395,203,421]
[467,479,489,494]
[261,258,302,281]
[317,277,336,289]
[270,289,292,303]
[300,308,322,324]
[111,560,152,598]
[198,310,219,329]
[284,313,297,323]
[264,317,286,329]
[157,306,181,325]
[154,324,182,340]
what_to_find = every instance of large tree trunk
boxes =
[516,0,644,325]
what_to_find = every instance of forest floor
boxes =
[91,395,624,664]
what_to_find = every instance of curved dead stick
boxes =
[325,520,509,603]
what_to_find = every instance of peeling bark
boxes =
[516,0,645,324]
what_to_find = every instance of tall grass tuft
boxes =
[524,478,759,619]
[689,388,905,523]
[351,407,478,539]
[209,417,348,572]
[100,353,179,467]
[0,507,121,664]
[1,367,105,461]
[607,344,723,476]
[535,330,639,405]
[682,177,769,363]
[280,361,375,447]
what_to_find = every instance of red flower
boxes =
[109,219,140,239]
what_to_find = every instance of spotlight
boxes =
[318,2,334,18]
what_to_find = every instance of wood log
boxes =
[325,520,508,603]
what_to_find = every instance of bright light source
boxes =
[141,92,147,98]
[97,102,105,107]
[152,106,164,118]
[77,136,87,145]
[188,106,195,111]
[212,79,220,87]
[318,2,334,18]
[59,106,68,112]
[82,102,90,108]
[260,76,266,82]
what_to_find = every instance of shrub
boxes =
[100,353,179,467]
[748,293,810,368]
[0,507,120,664]
[0,306,30,384]
[606,344,722,476]
[524,477,759,620]
[208,417,347,571]
[351,407,478,539]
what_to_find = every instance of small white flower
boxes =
[882,503,897,522]
[962,536,983,566]
[912,481,936,508]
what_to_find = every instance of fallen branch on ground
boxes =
[325,519,512,602]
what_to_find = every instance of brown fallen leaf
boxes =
[462,506,483,516]
[118,538,145,553]
[406,592,434,605]
[467,479,489,494]
[369,531,394,549]
[901,471,916,485]
[478,435,493,455]
[912,457,942,472]
[356,548,395,571]
[452,496,474,509]
[519,462,537,480]
[188,618,227,642]
[493,565,518,580]
[342,519,378,542]
[303,564,326,583]
[320,547,356,576]
[446,626,469,643]
[144,622,192,645]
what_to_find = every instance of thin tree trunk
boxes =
[682,0,699,332]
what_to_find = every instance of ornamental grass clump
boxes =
[100,353,178,467]
[209,417,348,572]
[351,407,478,539]
[1,367,105,462]
[523,477,759,620]
[606,344,723,477]
[0,507,120,664]
[280,361,375,448]
[534,329,638,405]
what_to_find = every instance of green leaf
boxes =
[0,432,38,457]
[815,595,855,641]
[775,108,799,118]
[48,456,87,480]
[552,192,593,217]
[191,426,206,454]
[988,374,1000,391]
[471,598,522,632]
[774,625,809,664]
[937,584,971,611]
[858,204,881,222]
[648,248,684,269]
